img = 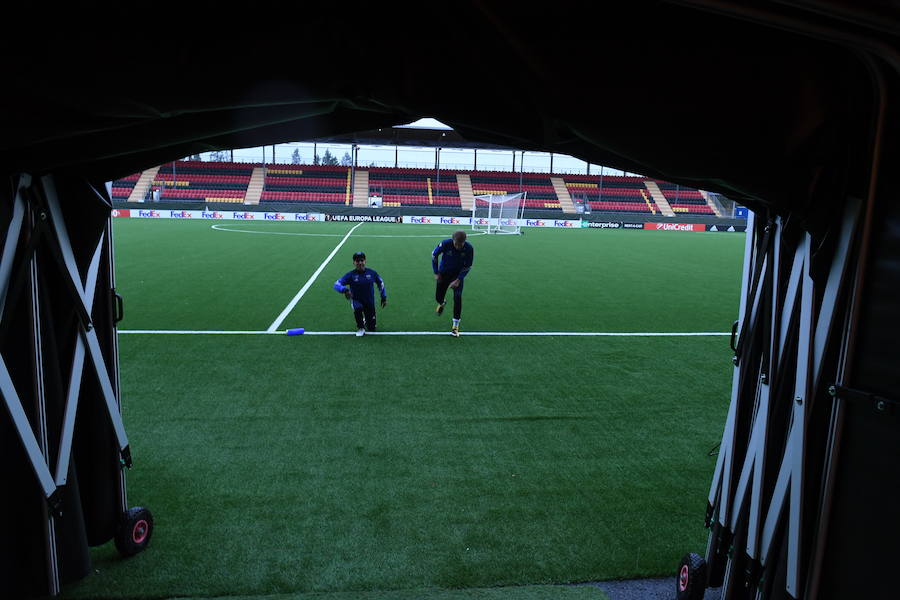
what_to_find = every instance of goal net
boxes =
[471,192,526,234]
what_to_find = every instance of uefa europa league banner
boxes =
[402,216,581,228]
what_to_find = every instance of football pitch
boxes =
[66,218,745,599]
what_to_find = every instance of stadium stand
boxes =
[260,164,350,205]
[470,171,560,209]
[564,174,653,213]
[151,161,252,203]
[110,172,139,202]
[367,166,461,208]
[110,161,712,215]
[655,181,714,214]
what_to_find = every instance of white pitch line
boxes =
[119,330,279,335]
[118,330,730,337]
[211,225,343,237]
[211,224,486,239]
[266,222,365,333]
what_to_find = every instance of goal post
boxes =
[471,192,526,234]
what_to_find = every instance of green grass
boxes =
[114,219,743,333]
[171,584,608,600]
[63,219,744,599]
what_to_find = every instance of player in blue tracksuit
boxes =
[432,230,474,337]
[334,251,387,336]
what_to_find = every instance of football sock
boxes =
[452,319,460,327]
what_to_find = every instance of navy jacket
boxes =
[431,239,474,280]
[334,268,386,309]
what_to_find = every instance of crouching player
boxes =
[334,251,387,337]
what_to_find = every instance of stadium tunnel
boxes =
[1,2,898,598]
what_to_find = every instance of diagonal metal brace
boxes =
[830,384,899,416]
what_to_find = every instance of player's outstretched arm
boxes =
[333,277,351,299]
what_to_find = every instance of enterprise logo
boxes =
[588,221,622,229]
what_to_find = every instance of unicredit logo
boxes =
[656,223,692,231]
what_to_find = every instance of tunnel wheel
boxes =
[676,552,707,600]
[115,506,154,557]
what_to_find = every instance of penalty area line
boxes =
[266,222,364,333]
[118,330,731,336]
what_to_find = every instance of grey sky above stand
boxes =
[202,119,643,177]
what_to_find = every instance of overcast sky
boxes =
[200,118,642,177]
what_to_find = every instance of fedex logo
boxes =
[294,213,312,221]
[554,220,574,227]
[265,213,285,220]
[169,210,192,218]
[411,217,432,224]
[138,210,160,218]
[440,217,460,225]
[201,211,223,219]
[526,219,545,227]
[233,212,255,220]
[499,218,517,226]
[473,218,489,225]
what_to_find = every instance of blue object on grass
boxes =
[286,328,305,335]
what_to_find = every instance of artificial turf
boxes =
[62,218,743,599]
[172,584,609,600]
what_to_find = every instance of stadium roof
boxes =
[1,1,897,221]
[308,121,517,151]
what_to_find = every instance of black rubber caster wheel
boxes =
[115,507,154,557]
[676,552,707,600]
